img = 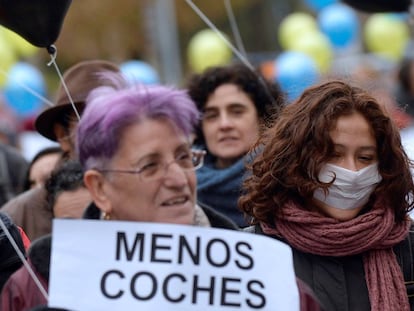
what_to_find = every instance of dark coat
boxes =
[0,212,25,291]
[247,224,414,311]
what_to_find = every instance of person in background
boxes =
[23,146,63,191]
[0,161,89,311]
[395,56,414,121]
[394,56,414,164]
[187,63,284,227]
[0,60,120,240]
[45,160,91,219]
[0,143,28,207]
[239,80,414,310]
[0,212,27,292]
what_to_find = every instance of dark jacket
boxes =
[0,143,28,206]
[247,224,414,311]
[0,213,26,292]
[0,235,49,311]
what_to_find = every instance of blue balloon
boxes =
[275,51,319,102]
[304,0,337,12]
[3,62,46,118]
[120,60,160,85]
[318,3,359,49]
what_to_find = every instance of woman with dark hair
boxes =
[240,80,414,310]
[23,146,63,191]
[187,63,285,227]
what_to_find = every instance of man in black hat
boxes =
[0,60,120,240]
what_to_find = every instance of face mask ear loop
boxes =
[0,218,49,300]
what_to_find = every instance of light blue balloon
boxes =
[120,60,160,85]
[318,3,359,49]
[3,62,46,118]
[275,51,319,102]
[304,0,337,12]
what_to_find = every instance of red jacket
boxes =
[0,260,48,311]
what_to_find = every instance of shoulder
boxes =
[198,201,239,230]
[1,187,47,211]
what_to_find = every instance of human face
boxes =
[29,153,61,189]
[313,112,378,221]
[54,112,78,158]
[97,119,196,224]
[202,83,259,168]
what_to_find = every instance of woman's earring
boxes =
[102,212,111,220]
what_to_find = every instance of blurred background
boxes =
[0,0,412,158]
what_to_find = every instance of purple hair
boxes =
[76,72,200,169]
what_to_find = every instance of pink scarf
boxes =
[261,200,411,311]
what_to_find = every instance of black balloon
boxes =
[0,0,72,48]
[342,0,411,12]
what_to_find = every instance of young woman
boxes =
[240,80,414,311]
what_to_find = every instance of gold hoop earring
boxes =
[102,212,111,220]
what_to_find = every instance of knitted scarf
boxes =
[261,200,411,311]
[196,153,248,227]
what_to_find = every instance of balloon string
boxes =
[184,0,254,72]
[47,45,81,121]
[185,0,279,108]
[410,0,414,31]
[0,68,54,108]
[224,0,247,58]
[0,217,49,300]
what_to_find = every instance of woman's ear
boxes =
[83,170,112,215]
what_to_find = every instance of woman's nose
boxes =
[341,157,358,171]
[163,162,188,187]
[218,113,232,128]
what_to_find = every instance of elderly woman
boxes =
[77,73,238,229]
[187,63,284,227]
[240,80,414,311]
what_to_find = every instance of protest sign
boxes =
[49,219,299,310]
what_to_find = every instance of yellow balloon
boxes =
[0,33,17,87]
[290,32,333,73]
[278,12,319,50]
[2,27,38,58]
[187,29,232,73]
[364,14,409,62]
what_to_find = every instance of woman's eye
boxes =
[230,109,244,116]
[203,111,218,120]
[177,152,191,161]
[359,155,374,162]
[329,152,341,159]
[140,162,158,173]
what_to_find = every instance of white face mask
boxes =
[313,163,382,210]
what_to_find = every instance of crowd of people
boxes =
[0,55,413,311]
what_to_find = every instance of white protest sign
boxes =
[49,219,299,311]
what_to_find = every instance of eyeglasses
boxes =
[97,149,206,182]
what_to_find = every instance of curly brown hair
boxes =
[239,80,414,224]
